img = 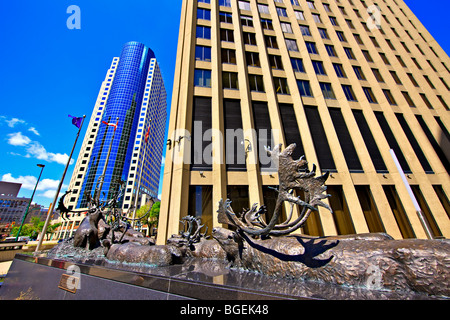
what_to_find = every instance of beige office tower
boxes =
[157,0,450,244]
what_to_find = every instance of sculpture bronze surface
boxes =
[48,144,450,299]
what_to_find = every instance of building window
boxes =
[286,39,299,52]
[221,48,236,64]
[330,16,339,26]
[342,85,357,101]
[219,12,233,23]
[344,47,356,59]
[241,15,253,27]
[195,46,211,62]
[320,82,336,99]
[362,50,373,63]
[329,108,363,172]
[402,92,415,107]
[295,10,305,20]
[188,186,213,234]
[196,26,211,39]
[192,97,212,170]
[383,89,397,105]
[220,29,234,42]
[313,60,327,75]
[328,186,356,235]
[257,4,270,14]
[261,18,273,30]
[269,55,283,70]
[194,69,211,87]
[304,106,336,171]
[420,93,433,109]
[264,35,278,48]
[383,185,415,239]
[372,68,384,82]
[333,63,346,78]
[281,22,293,33]
[219,0,231,7]
[279,103,304,160]
[277,7,288,17]
[390,71,402,85]
[246,51,260,67]
[336,31,347,42]
[224,99,246,171]
[249,75,265,92]
[312,14,322,23]
[352,110,388,173]
[395,113,433,174]
[297,80,313,97]
[300,25,311,36]
[306,1,315,9]
[375,111,411,173]
[325,44,337,57]
[353,66,366,80]
[223,72,239,89]
[291,58,305,73]
[274,77,290,95]
[252,102,273,169]
[416,115,450,174]
[363,87,378,104]
[356,186,386,233]
[243,32,257,45]
[318,28,329,39]
[380,53,390,65]
[305,41,317,54]
[197,8,211,20]
[238,0,251,11]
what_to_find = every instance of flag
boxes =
[68,115,83,128]
[145,126,150,144]
[102,120,119,131]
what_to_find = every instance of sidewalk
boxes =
[0,261,12,276]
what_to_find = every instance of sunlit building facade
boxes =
[157,0,450,244]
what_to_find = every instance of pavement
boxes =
[0,261,12,276]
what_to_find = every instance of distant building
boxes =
[57,42,167,239]
[0,181,31,225]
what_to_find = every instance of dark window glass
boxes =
[375,111,411,173]
[191,97,212,170]
[224,100,246,170]
[352,110,388,173]
[304,106,336,171]
[279,104,304,160]
[329,108,363,172]
[252,102,273,169]
[396,114,433,173]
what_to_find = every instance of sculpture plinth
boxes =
[47,144,449,299]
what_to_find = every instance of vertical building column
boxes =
[157,0,195,244]
[211,0,227,229]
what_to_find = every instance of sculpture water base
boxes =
[0,254,445,301]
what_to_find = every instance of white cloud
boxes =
[1,174,68,199]
[28,127,40,136]
[2,173,38,190]
[6,134,73,166]
[6,118,26,128]
[7,132,31,146]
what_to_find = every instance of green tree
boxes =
[11,217,61,241]
[135,201,160,235]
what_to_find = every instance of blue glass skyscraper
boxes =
[66,42,167,212]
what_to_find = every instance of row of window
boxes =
[191,96,450,177]
[194,61,448,112]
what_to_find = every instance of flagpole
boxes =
[35,115,86,253]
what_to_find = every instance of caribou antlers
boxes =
[218,143,332,237]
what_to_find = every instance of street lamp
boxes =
[15,164,45,241]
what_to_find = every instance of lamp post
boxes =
[15,164,45,241]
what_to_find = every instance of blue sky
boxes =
[0,0,448,209]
